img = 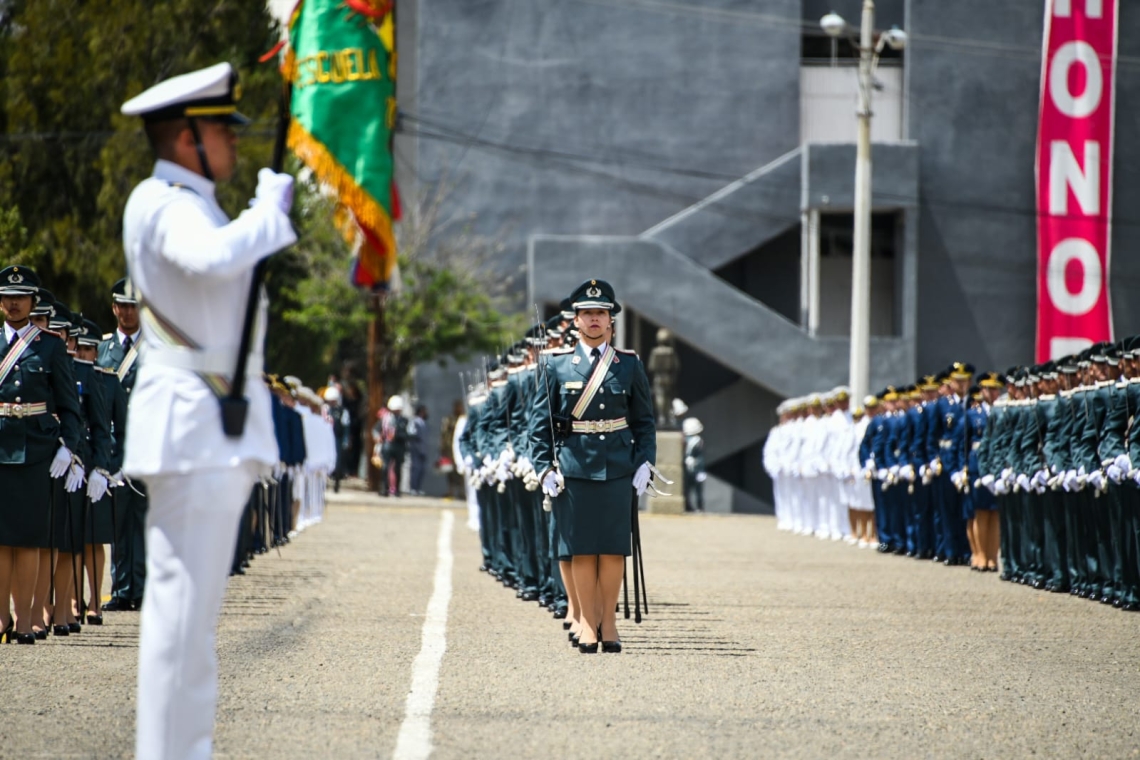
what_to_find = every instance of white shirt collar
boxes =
[153,158,217,201]
[117,328,140,347]
[583,341,608,362]
[3,322,33,344]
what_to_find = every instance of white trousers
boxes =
[136,464,259,760]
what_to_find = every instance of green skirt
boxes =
[553,476,632,559]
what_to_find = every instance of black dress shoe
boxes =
[551,607,568,620]
[537,595,550,608]
[132,598,144,611]
[16,632,35,645]
[905,551,915,558]
[918,551,934,560]
[1122,601,1140,612]
[103,598,132,612]
[52,625,70,637]
[86,614,103,625]
[1032,580,1047,590]
[932,555,943,564]
[602,641,622,653]
[877,544,890,553]
[231,567,246,576]
[68,622,82,634]
[1113,598,1124,608]
[578,641,599,654]
[521,591,538,602]
[1101,595,1114,605]
[893,547,906,556]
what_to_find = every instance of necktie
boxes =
[123,335,133,353]
[591,347,601,363]
[8,329,17,347]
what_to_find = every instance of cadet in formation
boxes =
[459,279,661,654]
[767,347,1140,613]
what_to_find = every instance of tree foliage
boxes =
[0,0,518,393]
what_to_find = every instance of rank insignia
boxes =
[571,356,581,365]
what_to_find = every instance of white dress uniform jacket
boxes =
[122,160,297,476]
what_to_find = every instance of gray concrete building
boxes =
[400,0,1140,510]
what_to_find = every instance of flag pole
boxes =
[220,83,292,438]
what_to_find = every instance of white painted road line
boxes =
[393,509,455,760]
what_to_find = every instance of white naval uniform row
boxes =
[123,159,297,760]
[294,405,337,532]
[764,410,869,538]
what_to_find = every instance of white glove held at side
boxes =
[541,469,564,498]
[64,463,85,494]
[87,470,109,502]
[51,446,73,479]
[632,462,651,496]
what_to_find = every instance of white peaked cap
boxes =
[121,62,248,124]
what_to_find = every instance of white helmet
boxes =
[682,417,704,436]
[323,386,342,403]
[388,395,405,412]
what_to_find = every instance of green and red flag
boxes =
[281,0,400,288]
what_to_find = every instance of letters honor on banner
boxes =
[1035,0,1118,361]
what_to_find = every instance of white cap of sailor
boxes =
[121,62,249,125]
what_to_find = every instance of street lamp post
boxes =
[820,5,906,405]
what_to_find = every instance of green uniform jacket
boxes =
[0,329,82,465]
[96,367,129,473]
[531,343,656,481]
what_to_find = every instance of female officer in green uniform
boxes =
[531,279,656,653]
[0,266,84,644]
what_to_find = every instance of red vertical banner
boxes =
[1035,0,1118,361]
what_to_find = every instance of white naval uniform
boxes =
[762,423,787,530]
[123,159,296,760]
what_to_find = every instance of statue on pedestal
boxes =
[647,328,681,428]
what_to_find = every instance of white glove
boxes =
[1031,470,1049,489]
[695,472,707,483]
[876,469,888,481]
[499,447,515,465]
[64,463,85,494]
[632,462,652,496]
[496,462,512,483]
[1108,464,1125,484]
[992,479,1008,495]
[889,465,900,478]
[1063,469,1080,492]
[950,471,963,490]
[254,168,294,215]
[108,469,125,488]
[1088,469,1106,491]
[684,456,696,469]
[930,458,943,477]
[901,464,916,483]
[1015,473,1031,492]
[541,469,564,498]
[463,455,474,473]
[87,470,109,502]
[1113,454,1132,472]
[50,446,73,479]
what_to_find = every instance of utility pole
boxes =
[821,4,906,404]
[849,0,875,405]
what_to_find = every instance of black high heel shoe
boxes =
[602,641,623,654]
[52,624,70,637]
[569,633,579,647]
[16,632,35,645]
[86,613,103,626]
[68,622,82,634]
[562,621,572,631]
[33,628,47,640]
[578,641,599,654]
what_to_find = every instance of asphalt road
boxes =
[2,491,1138,759]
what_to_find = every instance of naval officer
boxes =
[531,279,656,653]
[119,62,296,759]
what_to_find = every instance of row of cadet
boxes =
[453,309,583,621]
[764,345,1140,613]
[0,266,338,645]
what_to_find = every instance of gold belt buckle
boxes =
[586,420,600,434]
